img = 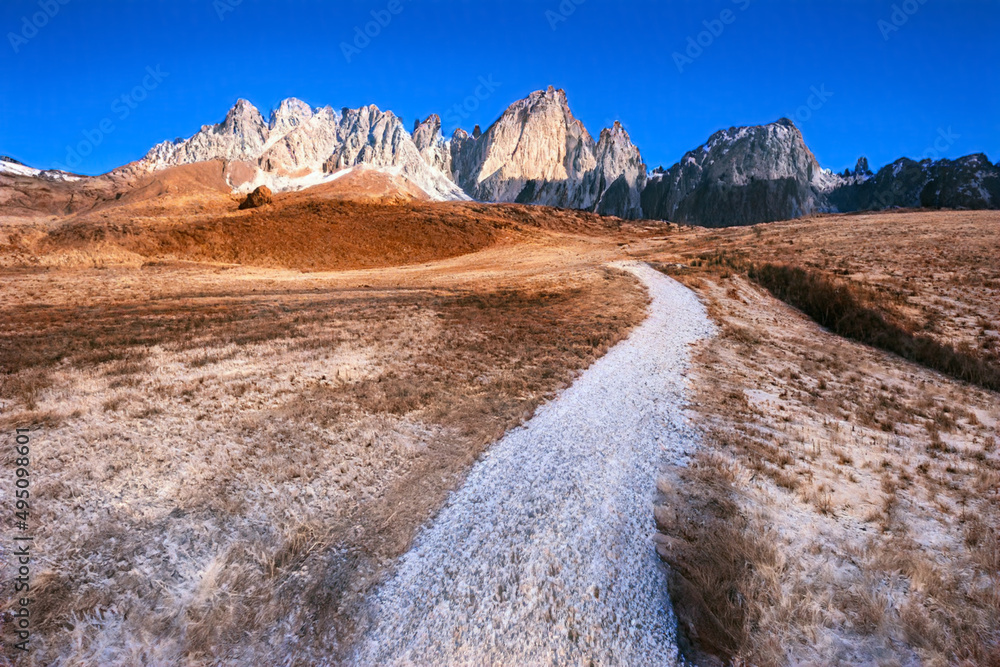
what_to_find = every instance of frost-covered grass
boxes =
[647,211,1000,665]
[0,257,646,666]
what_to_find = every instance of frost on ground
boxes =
[352,262,715,667]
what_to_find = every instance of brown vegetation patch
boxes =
[633,210,1000,664]
[0,255,647,665]
[647,269,1000,665]
[747,261,1000,391]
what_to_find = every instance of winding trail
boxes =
[351,263,715,666]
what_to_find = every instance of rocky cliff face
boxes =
[321,105,462,199]
[640,119,836,227]
[143,99,270,168]
[448,87,646,218]
[638,122,999,226]
[450,87,597,207]
[412,114,452,178]
[590,122,647,218]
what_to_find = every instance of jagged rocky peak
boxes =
[141,98,272,168]
[259,105,340,177]
[412,114,443,150]
[591,121,647,218]
[451,86,597,207]
[133,97,466,201]
[840,156,873,181]
[223,98,269,142]
[827,152,1000,212]
[595,121,644,170]
[316,104,465,200]
[412,114,452,178]
[446,87,647,217]
[703,118,825,185]
[269,97,314,135]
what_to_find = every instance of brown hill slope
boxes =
[22,193,641,271]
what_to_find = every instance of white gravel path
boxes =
[350,262,715,667]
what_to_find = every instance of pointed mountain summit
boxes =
[142,98,270,169]
[268,97,314,136]
[591,121,647,219]
[451,86,597,206]
[449,87,646,218]
[412,114,452,177]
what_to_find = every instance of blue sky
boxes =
[1,0,997,176]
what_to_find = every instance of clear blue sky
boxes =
[1,0,997,176]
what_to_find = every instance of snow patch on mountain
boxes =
[0,158,41,178]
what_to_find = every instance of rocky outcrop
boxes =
[319,105,463,201]
[590,122,647,218]
[412,114,452,178]
[144,99,270,168]
[268,97,314,138]
[259,106,341,176]
[450,87,598,207]
[640,118,836,227]
[239,185,272,209]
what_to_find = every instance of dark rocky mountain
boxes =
[827,153,1000,212]
[640,119,838,227]
[640,120,998,226]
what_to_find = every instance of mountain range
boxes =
[3,87,998,226]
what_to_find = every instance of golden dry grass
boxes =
[655,209,1000,369]
[0,232,648,665]
[638,210,1000,666]
[4,197,996,666]
[3,173,648,272]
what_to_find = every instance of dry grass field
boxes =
[638,210,1000,666]
[1,197,997,666]
[0,197,654,664]
[664,210,1000,372]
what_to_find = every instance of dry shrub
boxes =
[748,262,1000,391]
[655,440,785,667]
